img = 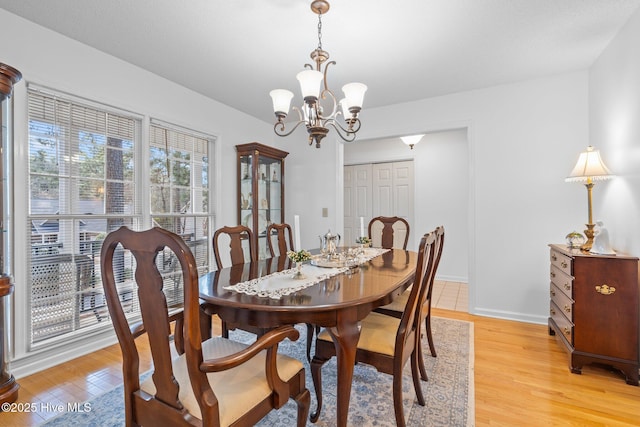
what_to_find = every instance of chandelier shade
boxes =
[270,0,366,148]
[297,70,324,100]
[269,89,294,116]
[342,83,367,111]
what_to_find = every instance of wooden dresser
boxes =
[548,244,639,385]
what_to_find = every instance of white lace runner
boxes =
[223,247,389,299]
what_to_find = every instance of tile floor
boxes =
[431,280,468,312]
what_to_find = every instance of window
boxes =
[148,120,213,301]
[26,87,215,348]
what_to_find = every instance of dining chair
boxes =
[375,226,444,381]
[368,216,410,249]
[212,224,257,269]
[310,229,440,427]
[212,225,261,338]
[266,223,295,257]
[267,222,319,362]
[101,226,310,427]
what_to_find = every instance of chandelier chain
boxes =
[317,13,323,50]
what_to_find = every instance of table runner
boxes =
[223,248,389,299]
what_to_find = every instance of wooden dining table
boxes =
[198,248,417,427]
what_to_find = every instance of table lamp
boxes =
[565,145,613,251]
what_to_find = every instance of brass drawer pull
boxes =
[564,304,571,314]
[550,271,556,278]
[561,261,568,268]
[563,327,571,336]
[564,283,571,291]
[550,307,556,315]
[550,289,556,297]
[552,253,557,261]
[595,284,616,295]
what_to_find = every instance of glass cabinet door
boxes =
[236,143,288,259]
[239,154,252,229]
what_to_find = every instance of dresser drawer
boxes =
[550,301,573,344]
[550,265,573,298]
[550,250,572,276]
[550,284,573,321]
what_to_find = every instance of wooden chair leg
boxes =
[411,348,426,406]
[221,320,230,338]
[425,314,437,357]
[310,355,328,423]
[418,312,436,381]
[393,365,408,427]
[294,388,311,427]
[305,323,315,362]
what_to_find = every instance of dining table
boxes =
[198,248,417,427]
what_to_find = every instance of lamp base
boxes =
[580,223,596,252]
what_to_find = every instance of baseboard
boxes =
[436,274,468,283]
[471,307,547,325]
[11,330,118,379]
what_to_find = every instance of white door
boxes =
[344,163,372,246]
[346,161,414,248]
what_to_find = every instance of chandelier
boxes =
[269,0,367,148]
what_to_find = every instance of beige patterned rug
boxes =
[42,316,474,426]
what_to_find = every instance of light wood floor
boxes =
[3,307,640,426]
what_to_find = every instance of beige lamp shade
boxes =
[565,145,613,182]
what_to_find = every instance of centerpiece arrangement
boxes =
[355,236,371,246]
[355,236,371,255]
[287,249,312,279]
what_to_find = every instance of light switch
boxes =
[322,208,328,217]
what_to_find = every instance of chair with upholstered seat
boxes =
[267,222,319,362]
[101,226,310,427]
[377,226,444,375]
[310,228,442,427]
[212,225,261,338]
[368,216,410,250]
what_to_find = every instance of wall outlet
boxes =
[322,208,328,217]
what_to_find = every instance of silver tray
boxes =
[310,256,346,268]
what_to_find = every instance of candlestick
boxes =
[360,216,365,238]
[294,215,301,250]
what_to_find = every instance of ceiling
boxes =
[1,0,639,124]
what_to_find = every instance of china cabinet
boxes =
[0,63,21,404]
[236,142,288,259]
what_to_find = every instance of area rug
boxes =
[40,316,474,426]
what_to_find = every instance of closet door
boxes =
[346,160,414,248]
[372,161,413,221]
[344,164,372,245]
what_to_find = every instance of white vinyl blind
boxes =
[25,88,216,349]
[149,120,213,278]
[27,87,142,346]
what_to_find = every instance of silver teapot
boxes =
[319,229,341,259]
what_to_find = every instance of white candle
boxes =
[294,215,301,250]
[360,216,365,238]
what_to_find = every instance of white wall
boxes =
[589,7,640,258]
[343,129,469,283]
[302,73,589,324]
[0,9,272,376]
